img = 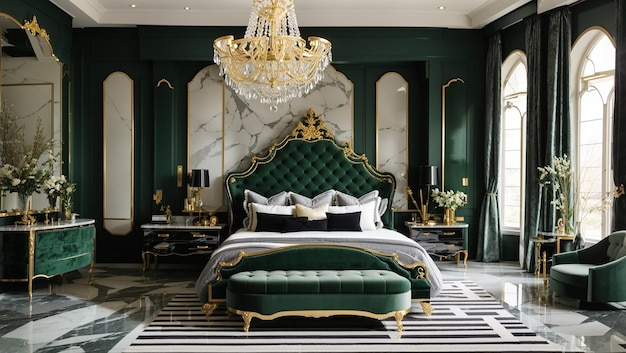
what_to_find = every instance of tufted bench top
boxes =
[228,269,410,295]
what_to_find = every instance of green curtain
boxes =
[523,15,543,272]
[545,8,572,165]
[523,8,572,272]
[613,0,626,231]
[477,33,502,262]
[541,8,572,233]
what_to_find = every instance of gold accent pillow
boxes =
[295,203,329,220]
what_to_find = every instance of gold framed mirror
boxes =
[0,13,63,214]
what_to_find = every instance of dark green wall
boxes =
[68,25,487,262]
[0,0,618,263]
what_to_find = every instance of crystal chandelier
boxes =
[213,0,332,106]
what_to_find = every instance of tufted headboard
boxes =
[225,109,396,234]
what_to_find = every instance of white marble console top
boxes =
[406,222,468,229]
[141,222,225,231]
[0,218,95,232]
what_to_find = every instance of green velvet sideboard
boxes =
[0,219,96,299]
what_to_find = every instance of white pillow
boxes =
[334,190,384,228]
[289,190,335,208]
[295,203,329,220]
[248,203,295,231]
[243,190,289,228]
[327,201,377,231]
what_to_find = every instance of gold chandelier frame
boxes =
[213,0,332,105]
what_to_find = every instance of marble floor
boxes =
[0,260,623,353]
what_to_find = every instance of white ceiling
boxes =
[48,0,579,30]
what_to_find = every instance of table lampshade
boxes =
[190,169,210,188]
[417,165,439,186]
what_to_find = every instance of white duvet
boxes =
[194,228,444,302]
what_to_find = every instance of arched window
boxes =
[500,51,528,232]
[572,29,615,242]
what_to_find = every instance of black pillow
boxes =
[281,216,310,232]
[307,219,328,231]
[255,213,294,232]
[326,212,362,231]
[282,218,328,232]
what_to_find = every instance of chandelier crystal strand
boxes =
[213,0,332,106]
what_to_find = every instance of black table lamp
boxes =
[189,169,214,225]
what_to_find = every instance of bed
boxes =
[194,109,444,313]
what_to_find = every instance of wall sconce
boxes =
[407,165,439,225]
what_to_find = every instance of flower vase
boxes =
[18,194,31,212]
[47,195,58,210]
[443,208,456,225]
[64,206,72,220]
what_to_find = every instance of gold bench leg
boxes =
[394,311,405,331]
[420,301,433,316]
[201,303,218,319]
[242,311,253,332]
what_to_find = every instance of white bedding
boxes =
[194,228,444,302]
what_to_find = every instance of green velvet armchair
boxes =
[550,230,626,303]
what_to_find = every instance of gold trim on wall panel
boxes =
[156,79,174,89]
[222,67,226,206]
[441,77,465,191]
[376,72,409,209]
[103,72,134,236]
[0,13,64,213]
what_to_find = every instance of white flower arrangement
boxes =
[537,155,573,231]
[43,174,67,198]
[430,188,468,210]
[537,154,620,234]
[0,157,47,196]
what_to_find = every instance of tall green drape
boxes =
[523,8,572,272]
[613,0,626,231]
[523,15,543,272]
[545,8,572,167]
[477,33,501,262]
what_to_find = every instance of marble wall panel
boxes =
[188,65,224,209]
[376,73,408,210]
[189,65,353,208]
[103,72,133,235]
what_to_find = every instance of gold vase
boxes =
[64,206,72,220]
[443,208,456,225]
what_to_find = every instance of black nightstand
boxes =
[140,223,225,271]
[406,222,469,267]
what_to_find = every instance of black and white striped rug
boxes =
[124,280,574,352]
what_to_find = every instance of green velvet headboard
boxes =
[226,109,396,233]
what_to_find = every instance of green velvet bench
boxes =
[226,269,412,332]
[202,244,433,327]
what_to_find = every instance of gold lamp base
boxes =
[419,205,437,225]
[193,214,218,227]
